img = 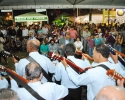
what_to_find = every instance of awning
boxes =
[15,12,48,22]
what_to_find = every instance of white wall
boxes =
[75,14,103,24]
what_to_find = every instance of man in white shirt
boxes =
[13,39,56,83]
[42,24,48,36]
[11,62,68,100]
[61,43,119,100]
[0,88,19,100]
[54,43,90,100]
[22,26,29,39]
[1,27,7,37]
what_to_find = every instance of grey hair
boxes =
[0,88,20,100]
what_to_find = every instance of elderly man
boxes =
[0,88,19,100]
[10,62,68,100]
[96,86,125,100]
[13,39,56,83]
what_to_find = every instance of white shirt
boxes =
[82,31,91,39]
[1,30,7,37]
[0,37,4,52]
[74,41,83,50]
[66,61,117,100]
[15,52,56,83]
[91,57,120,73]
[11,80,68,100]
[65,39,69,45]
[42,27,48,34]
[29,29,35,36]
[0,77,8,89]
[108,57,125,77]
[54,56,90,88]
[22,29,29,36]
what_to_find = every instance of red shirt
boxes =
[69,30,77,39]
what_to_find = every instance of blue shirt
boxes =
[66,61,117,100]
[65,39,69,45]
[11,80,68,100]
[94,38,102,45]
[15,52,56,83]
[0,77,8,89]
[54,56,91,88]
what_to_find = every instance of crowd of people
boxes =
[0,22,125,100]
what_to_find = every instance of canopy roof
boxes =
[0,0,125,9]
[15,12,48,22]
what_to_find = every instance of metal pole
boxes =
[77,8,78,17]
[89,9,92,24]
[108,9,110,27]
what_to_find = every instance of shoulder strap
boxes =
[26,56,52,82]
[8,70,45,100]
[68,59,80,74]
[97,64,110,71]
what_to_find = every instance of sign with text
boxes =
[15,16,48,22]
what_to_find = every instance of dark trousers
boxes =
[63,87,82,100]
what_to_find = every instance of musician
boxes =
[91,55,120,73]
[61,43,120,100]
[96,86,125,100]
[10,62,68,100]
[54,43,91,100]
[13,39,56,83]
[0,88,19,100]
[91,53,124,77]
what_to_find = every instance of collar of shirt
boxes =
[28,81,41,87]
[95,62,109,66]
[65,39,69,45]
[29,52,39,56]
[67,56,75,60]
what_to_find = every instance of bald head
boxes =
[96,86,125,100]
[27,39,40,52]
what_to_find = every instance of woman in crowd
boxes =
[48,39,58,52]
[115,34,123,52]
[74,36,83,52]
[40,39,49,57]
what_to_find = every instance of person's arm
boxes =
[45,57,56,74]
[81,31,85,38]
[119,38,123,45]
[117,79,124,87]
[61,58,92,85]
[10,78,19,92]
[80,42,83,50]
[48,44,51,52]
[40,45,43,53]
[110,53,118,64]
[13,57,28,76]
[12,56,20,75]
[53,83,68,99]
[47,45,49,52]
[58,38,64,49]
[53,63,62,81]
